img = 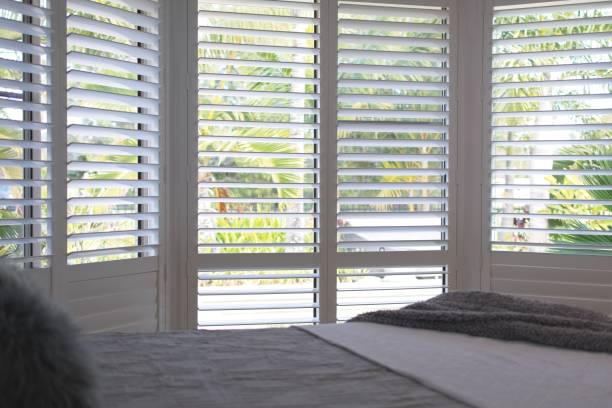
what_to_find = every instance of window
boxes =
[0,0,52,270]
[66,0,160,264]
[490,0,612,256]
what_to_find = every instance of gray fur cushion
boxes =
[0,266,97,408]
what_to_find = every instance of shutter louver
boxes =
[336,1,450,253]
[66,0,160,264]
[196,0,320,328]
[490,1,612,255]
[0,0,52,269]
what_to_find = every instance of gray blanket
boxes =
[86,327,471,408]
[350,291,612,354]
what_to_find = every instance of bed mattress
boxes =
[86,327,470,408]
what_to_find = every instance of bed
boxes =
[86,292,612,408]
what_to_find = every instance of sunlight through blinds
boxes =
[0,0,52,269]
[66,0,160,264]
[491,0,612,255]
[336,1,450,253]
[196,0,320,328]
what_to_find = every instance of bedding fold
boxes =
[349,291,612,353]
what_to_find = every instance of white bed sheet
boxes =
[305,322,612,408]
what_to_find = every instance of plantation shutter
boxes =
[335,1,453,321]
[196,0,321,328]
[64,0,161,332]
[66,0,160,265]
[489,0,612,314]
[0,1,53,271]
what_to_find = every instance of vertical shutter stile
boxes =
[66,0,160,265]
[0,0,53,270]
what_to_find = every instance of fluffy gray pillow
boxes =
[0,265,97,408]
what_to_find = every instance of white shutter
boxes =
[334,1,452,320]
[0,0,52,270]
[66,0,160,265]
[196,0,321,327]
[489,0,612,314]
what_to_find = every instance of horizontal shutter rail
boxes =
[491,242,612,251]
[0,57,51,75]
[198,26,318,41]
[68,70,159,95]
[0,16,51,36]
[492,94,612,104]
[338,94,447,104]
[200,104,318,115]
[338,269,446,278]
[198,243,319,249]
[338,19,447,34]
[338,168,447,176]
[337,284,447,293]
[0,98,50,112]
[198,57,318,70]
[493,16,612,33]
[493,31,611,47]
[493,62,610,76]
[338,182,447,190]
[492,139,612,147]
[338,63,448,76]
[198,88,319,101]
[197,318,318,327]
[492,154,612,161]
[198,10,317,25]
[200,228,316,233]
[339,211,447,219]
[492,228,612,236]
[66,15,158,46]
[67,0,159,29]
[0,118,50,130]
[67,125,159,144]
[338,122,447,133]
[200,74,319,86]
[338,79,448,91]
[339,3,448,19]
[337,153,447,162]
[67,106,158,127]
[493,47,612,63]
[0,0,51,17]
[0,237,49,245]
[199,166,318,175]
[492,170,612,176]
[202,135,318,145]
[67,229,158,241]
[493,213,612,221]
[492,198,612,205]
[67,88,159,112]
[198,41,318,56]
[0,158,50,169]
[338,226,448,234]
[338,109,448,120]
[199,303,319,312]
[199,151,316,160]
[67,33,159,63]
[492,109,611,119]
[338,49,448,63]
[198,198,318,204]
[198,0,319,10]
[339,33,449,48]
[199,287,318,296]
[67,196,157,206]
[494,1,611,17]
[0,198,50,206]
[69,213,158,223]
[66,244,158,259]
[0,38,50,56]
[68,180,158,190]
[338,138,447,148]
[68,142,158,158]
[68,161,158,173]
[0,78,51,93]
[337,197,447,205]
[491,184,612,191]
[67,52,158,78]
[198,119,318,130]
[493,78,611,90]
[0,180,50,188]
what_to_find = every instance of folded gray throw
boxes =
[349,291,612,354]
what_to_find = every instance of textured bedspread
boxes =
[86,328,471,408]
[351,291,612,353]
